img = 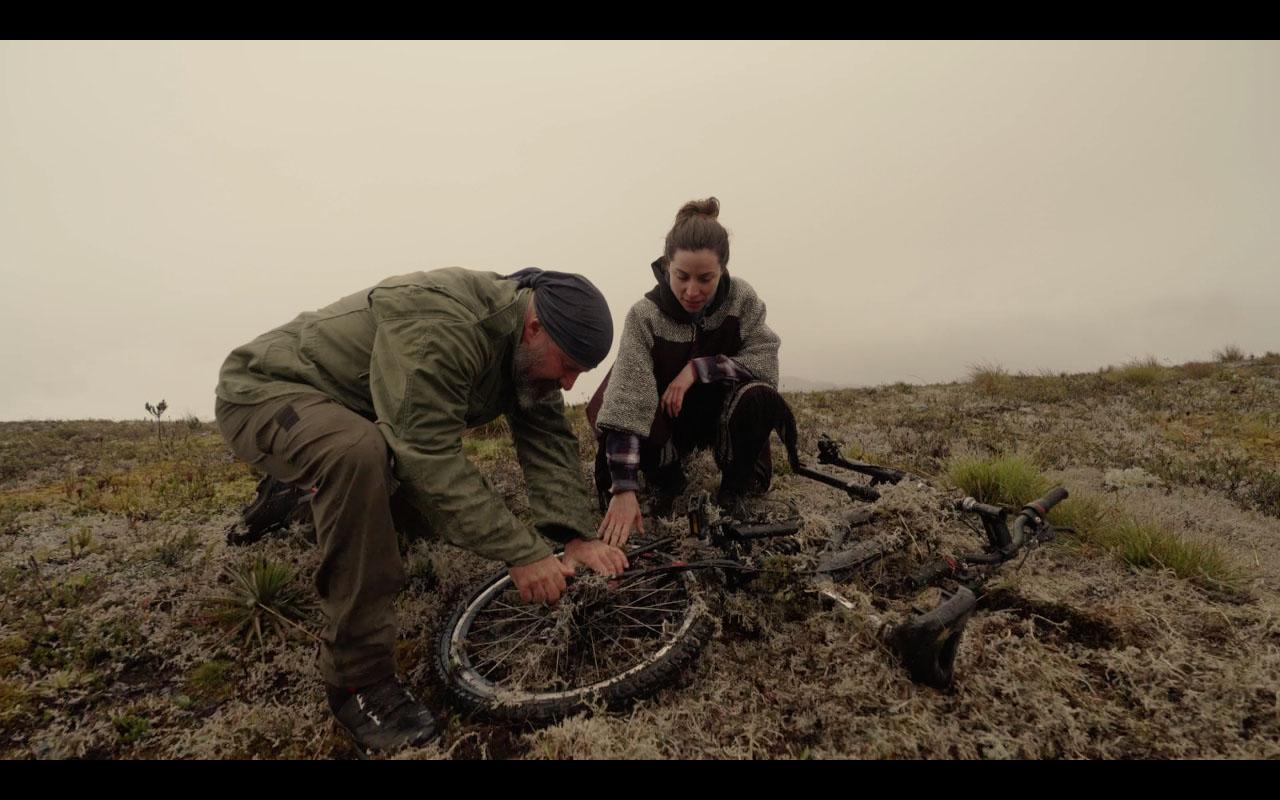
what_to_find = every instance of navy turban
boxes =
[505,268,613,369]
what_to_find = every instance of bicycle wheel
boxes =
[436,563,715,723]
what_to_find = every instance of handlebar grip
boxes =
[1024,486,1069,516]
[957,497,1006,517]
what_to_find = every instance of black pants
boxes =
[594,381,792,506]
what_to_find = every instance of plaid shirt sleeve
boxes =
[604,430,642,493]
[691,355,756,384]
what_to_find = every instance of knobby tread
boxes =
[436,568,715,724]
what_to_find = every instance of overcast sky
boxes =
[2,40,1276,421]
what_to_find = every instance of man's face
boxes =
[513,331,586,409]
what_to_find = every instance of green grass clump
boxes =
[153,529,202,567]
[1103,357,1169,386]
[947,454,1049,507]
[1048,490,1244,592]
[969,363,1011,396]
[1047,493,1108,534]
[0,678,33,735]
[112,713,151,744]
[187,659,237,704]
[1088,516,1242,591]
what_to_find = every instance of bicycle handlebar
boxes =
[1010,486,1068,552]
[1023,486,1069,517]
[956,497,1007,518]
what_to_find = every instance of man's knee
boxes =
[338,425,391,475]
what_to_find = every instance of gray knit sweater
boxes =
[592,277,780,438]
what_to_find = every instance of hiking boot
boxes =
[329,676,439,754]
[225,474,311,546]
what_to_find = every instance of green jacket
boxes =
[216,268,597,566]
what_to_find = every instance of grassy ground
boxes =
[1,355,1277,759]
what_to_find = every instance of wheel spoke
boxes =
[447,567,703,708]
[475,618,559,677]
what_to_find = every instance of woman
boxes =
[586,197,793,547]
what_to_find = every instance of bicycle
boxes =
[435,434,1072,723]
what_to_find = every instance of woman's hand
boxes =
[661,362,697,417]
[597,490,644,548]
[561,538,629,576]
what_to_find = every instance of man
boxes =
[214,266,627,753]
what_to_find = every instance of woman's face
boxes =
[668,249,722,314]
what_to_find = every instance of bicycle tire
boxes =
[436,564,715,724]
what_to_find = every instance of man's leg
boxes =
[216,394,435,751]
[217,393,404,686]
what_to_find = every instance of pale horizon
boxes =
[2,41,1277,421]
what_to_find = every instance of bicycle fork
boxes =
[815,585,978,691]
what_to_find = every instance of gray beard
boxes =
[513,344,560,410]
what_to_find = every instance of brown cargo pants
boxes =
[215,392,431,689]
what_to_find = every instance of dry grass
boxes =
[1,358,1278,759]
[1102,356,1170,386]
[968,363,1010,396]
[1214,344,1246,363]
[1180,361,1218,379]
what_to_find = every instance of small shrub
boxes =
[112,713,152,744]
[153,529,201,567]
[1214,344,1245,363]
[144,399,168,448]
[67,527,94,559]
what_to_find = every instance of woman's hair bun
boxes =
[674,197,720,226]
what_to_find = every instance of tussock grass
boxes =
[969,363,1011,396]
[1102,356,1169,386]
[947,453,1049,506]
[1180,361,1217,379]
[1086,515,1243,591]
[966,364,1073,403]
[951,455,1245,592]
[1214,344,1246,363]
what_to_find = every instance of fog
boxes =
[2,41,1276,420]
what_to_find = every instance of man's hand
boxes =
[598,490,644,548]
[562,537,629,576]
[509,555,575,605]
[661,362,697,418]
